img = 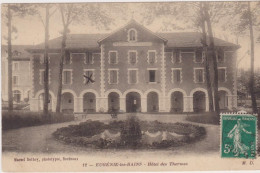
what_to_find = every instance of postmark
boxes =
[221,113,257,159]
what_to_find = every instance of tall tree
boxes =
[7,5,13,113]
[36,4,57,117]
[3,4,36,113]
[55,3,114,113]
[199,2,214,112]
[203,2,220,116]
[247,2,258,113]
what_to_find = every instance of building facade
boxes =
[2,45,31,103]
[29,20,239,113]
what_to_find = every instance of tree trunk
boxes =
[200,2,214,112]
[7,5,13,113]
[204,2,220,116]
[56,27,68,113]
[43,5,50,117]
[248,2,258,113]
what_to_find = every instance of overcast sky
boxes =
[1,2,260,69]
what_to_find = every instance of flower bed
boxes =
[53,116,206,149]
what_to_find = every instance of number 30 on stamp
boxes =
[221,113,257,159]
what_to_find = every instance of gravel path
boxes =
[1,113,226,156]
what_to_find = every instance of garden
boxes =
[53,116,206,149]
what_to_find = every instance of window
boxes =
[218,68,226,82]
[85,52,93,64]
[109,69,118,84]
[83,69,95,84]
[194,68,204,83]
[63,70,72,85]
[13,90,21,103]
[148,51,156,64]
[149,70,156,83]
[172,69,182,83]
[39,55,50,64]
[195,50,203,63]
[40,70,51,85]
[12,76,18,86]
[128,51,137,64]
[13,62,19,71]
[173,50,181,63]
[165,52,173,62]
[217,50,225,63]
[109,51,118,64]
[64,54,71,65]
[128,69,138,84]
[128,29,137,42]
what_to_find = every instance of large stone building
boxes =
[28,20,239,113]
[2,45,32,103]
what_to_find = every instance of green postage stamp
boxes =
[221,113,257,159]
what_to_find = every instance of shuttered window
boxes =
[109,70,118,84]
[195,50,203,63]
[129,52,137,64]
[217,50,225,63]
[149,70,156,82]
[173,51,181,63]
[109,52,117,64]
[63,70,72,85]
[85,52,93,64]
[148,51,156,64]
[129,70,137,84]
[195,69,204,83]
[172,69,181,83]
[218,68,226,82]
[12,76,19,85]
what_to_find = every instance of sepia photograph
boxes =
[1,1,260,172]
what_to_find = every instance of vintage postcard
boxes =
[1,1,260,172]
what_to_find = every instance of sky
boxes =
[1,2,260,70]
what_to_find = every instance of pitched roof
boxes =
[157,32,239,48]
[1,45,32,60]
[28,32,238,51]
[98,19,167,43]
[29,34,109,51]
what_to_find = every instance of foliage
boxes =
[2,111,74,130]
[186,113,220,125]
[120,116,142,148]
[53,117,206,149]
[237,69,260,99]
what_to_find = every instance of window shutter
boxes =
[68,71,71,84]
[195,70,199,82]
[196,50,202,62]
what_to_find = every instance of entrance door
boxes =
[126,92,141,112]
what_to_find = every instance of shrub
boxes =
[120,116,142,148]
[2,111,74,130]
[186,113,220,125]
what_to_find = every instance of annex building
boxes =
[28,20,239,113]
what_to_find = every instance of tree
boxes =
[199,2,214,112]
[203,2,220,116]
[221,2,260,113]
[140,2,218,113]
[55,4,114,113]
[36,4,57,117]
[3,4,36,113]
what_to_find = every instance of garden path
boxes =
[1,113,236,157]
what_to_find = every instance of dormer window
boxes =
[128,28,137,42]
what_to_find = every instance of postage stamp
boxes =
[221,113,257,159]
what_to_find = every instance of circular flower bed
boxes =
[53,116,206,149]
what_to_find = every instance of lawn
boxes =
[186,113,220,125]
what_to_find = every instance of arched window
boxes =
[13,90,21,103]
[128,29,137,42]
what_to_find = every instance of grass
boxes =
[53,117,206,149]
[2,111,74,130]
[186,113,220,125]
